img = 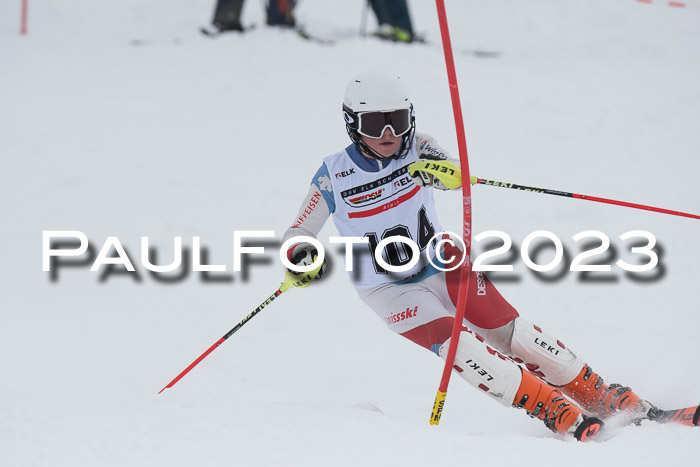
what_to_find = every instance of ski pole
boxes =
[471,176,700,220]
[360,0,369,37]
[158,263,323,394]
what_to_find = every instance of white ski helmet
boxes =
[342,71,415,160]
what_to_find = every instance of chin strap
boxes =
[354,138,385,160]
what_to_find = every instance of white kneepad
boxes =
[439,330,522,407]
[509,317,585,386]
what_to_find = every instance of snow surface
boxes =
[2,0,699,465]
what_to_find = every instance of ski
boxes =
[200,26,220,37]
[370,32,422,43]
[461,49,501,58]
[199,24,255,38]
[129,38,182,47]
[652,405,700,427]
[295,28,335,45]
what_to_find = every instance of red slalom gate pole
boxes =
[430,0,474,426]
[21,0,28,35]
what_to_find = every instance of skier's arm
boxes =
[414,132,458,163]
[283,184,331,243]
[281,163,335,283]
[410,132,464,190]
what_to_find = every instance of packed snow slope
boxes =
[2,0,699,466]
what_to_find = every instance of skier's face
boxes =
[361,128,402,158]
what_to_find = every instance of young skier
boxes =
[281,71,672,441]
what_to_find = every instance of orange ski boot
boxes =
[562,364,655,421]
[513,368,604,441]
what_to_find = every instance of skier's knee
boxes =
[509,317,585,386]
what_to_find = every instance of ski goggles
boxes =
[356,109,412,139]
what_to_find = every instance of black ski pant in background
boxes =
[369,0,413,35]
[212,0,245,31]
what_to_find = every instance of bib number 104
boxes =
[365,206,435,274]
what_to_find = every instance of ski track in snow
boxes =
[1,0,699,466]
